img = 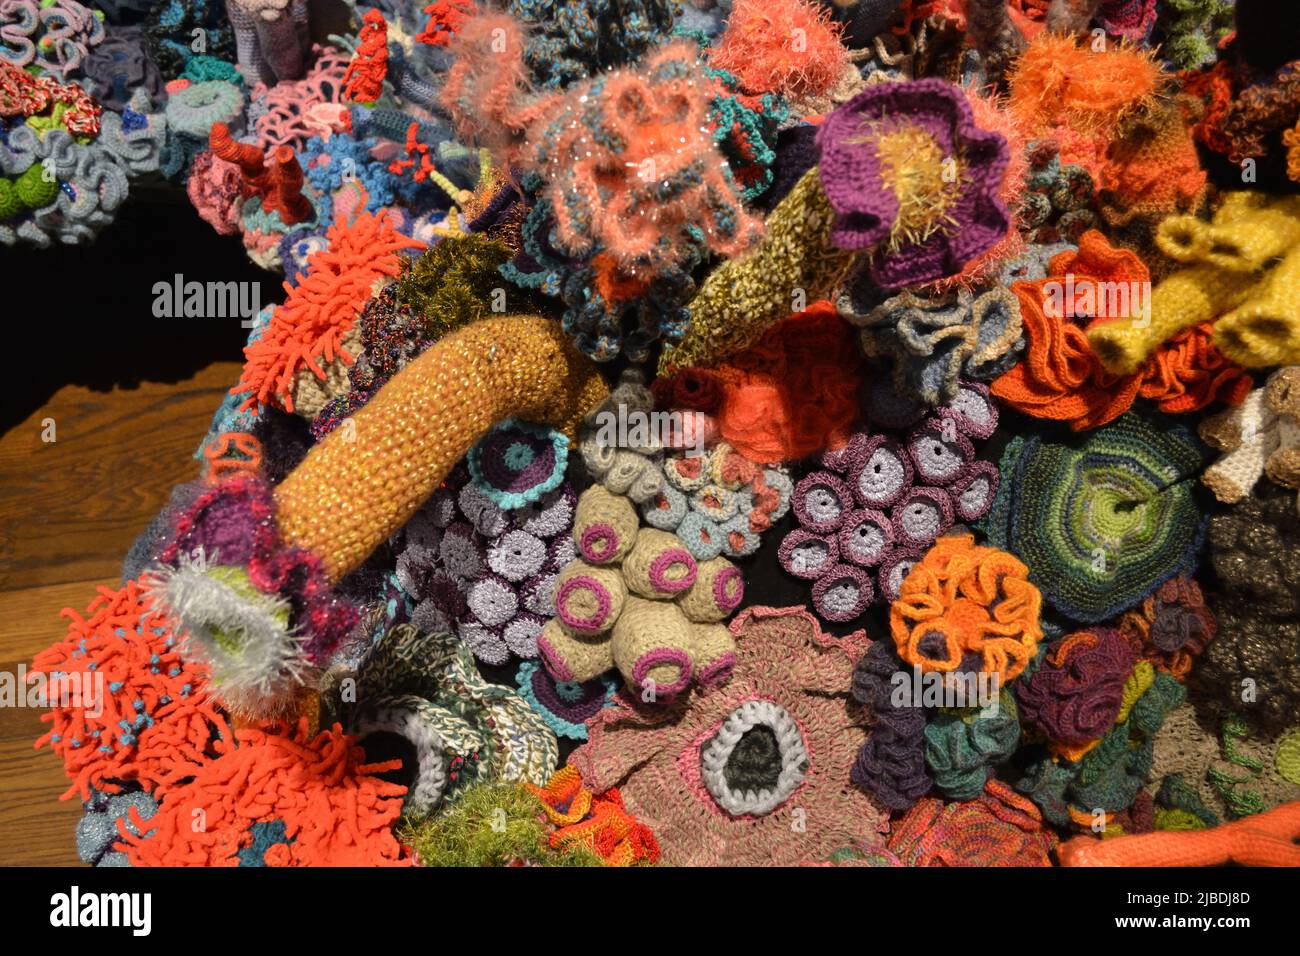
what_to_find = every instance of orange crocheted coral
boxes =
[117,720,410,866]
[1098,101,1207,227]
[991,231,1249,430]
[707,0,848,100]
[890,533,1043,682]
[528,766,660,867]
[1060,800,1300,866]
[1008,32,1163,179]
[705,300,865,465]
[233,210,425,413]
[32,580,231,802]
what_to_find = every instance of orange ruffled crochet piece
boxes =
[991,231,1250,430]
[32,580,231,802]
[233,209,425,413]
[709,301,866,465]
[528,766,660,867]
[117,720,410,866]
[1059,800,1300,867]
[890,533,1043,682]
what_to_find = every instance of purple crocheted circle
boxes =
[838,508,895,567]
[943,381,998,440]
[793,472,853,533]
[819,432,868,475]
[528,666,610,723]
[648,548,698,593]
[778,529,839,580]
[712,564,744,612]
[631,646,693,698]
[696,652,737,687]
[906,419,975,486]
[487,529,548,582]
[891,487,955,548]
[502,613,546,657]
[578,522,621,563]
[467,575,519,627]
[812,564,874,621]
[952,460,999,523]
[518,484,577,538]
[878,547,925,603]
[555,574,614,633]
[850,436,913,509]
[472,423,562,500]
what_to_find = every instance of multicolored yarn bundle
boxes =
[27,0,1300,870]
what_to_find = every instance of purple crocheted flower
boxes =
[1015,629,1137,747]
[816,78,1010,288]
[468,418,569,510]
[848,435,913,509]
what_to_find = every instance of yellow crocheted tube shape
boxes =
[1214,248,1300,368]
[274,315,608,581]
[657,167,854,375]
[1088,193,1300,375]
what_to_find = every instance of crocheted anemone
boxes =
[816,78,1010,288]
[468,418,569,510]
[515,661,619,741]
[1192,483,1300,732]
[569,606,885,866]
[1116,575,1216,682]
[981,412,1210,624]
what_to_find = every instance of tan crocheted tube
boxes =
[275,315,608,581]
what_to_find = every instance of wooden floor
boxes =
[0,362,242,866]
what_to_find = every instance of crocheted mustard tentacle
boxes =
[1214,247,1300,368]
[658,167,853,375]
[274,316,608,581]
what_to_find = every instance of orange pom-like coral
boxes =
[707,0,849,101]
[890,533,1043,682]
[116,720,410,866]
[1008,31,1163,179]
[705,300,865,465]
[233,210,425,413]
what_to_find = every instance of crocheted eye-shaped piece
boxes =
[951,461,999,523]
[793,472,853,534]
[891,486,954,549]
[849,436,913,509]
[906,420,975,486]
[837,508,894,567]
[811,562,874,622]
[701,700,810,817]
[778,529,840,580]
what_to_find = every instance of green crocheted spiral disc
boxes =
[980,412,1209,623]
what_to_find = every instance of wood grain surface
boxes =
[0,362,241,866]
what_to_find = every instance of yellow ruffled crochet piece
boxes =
[275,315,608,581]
[1088,193,1300,373]
[657,167,854,375]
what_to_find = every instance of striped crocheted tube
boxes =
[274,316,608,581]
[657,167,854,375]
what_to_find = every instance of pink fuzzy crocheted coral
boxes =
[569,605,886,866]
[252,46,351,152]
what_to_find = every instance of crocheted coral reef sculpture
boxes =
[26,0,1300,874]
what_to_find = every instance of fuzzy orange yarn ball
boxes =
[707,0,849,100]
